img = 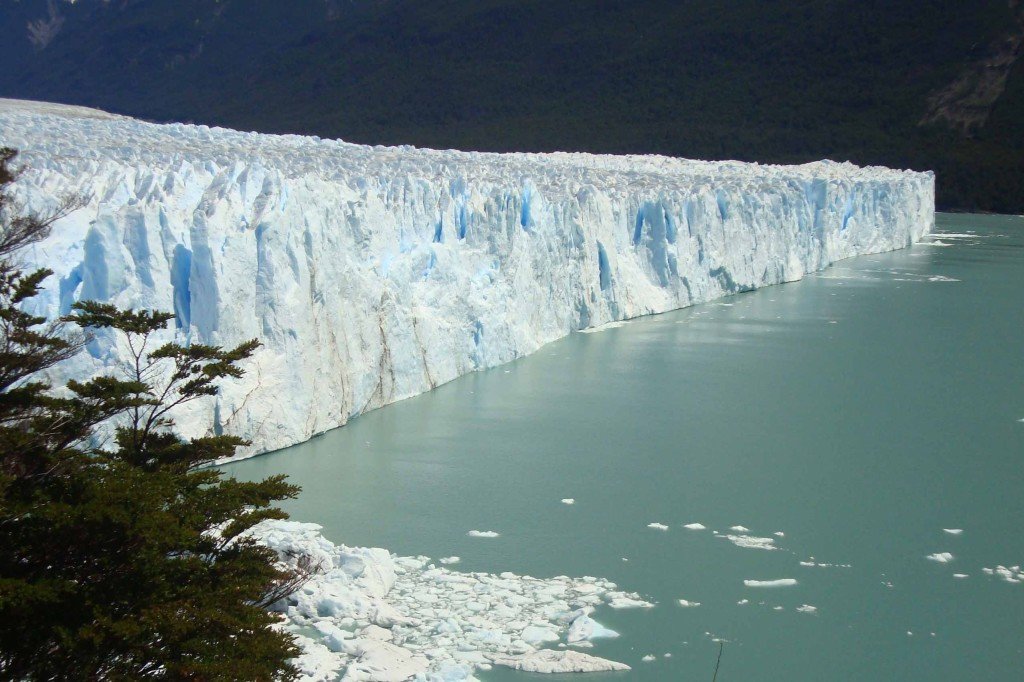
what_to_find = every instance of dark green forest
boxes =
[2,0,1022,212]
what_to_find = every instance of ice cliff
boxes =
[0,99,935,459]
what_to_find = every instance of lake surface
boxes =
[225,213,1024,681]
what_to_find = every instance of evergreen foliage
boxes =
[0,148,302,680]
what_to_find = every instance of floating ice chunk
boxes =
[737,599,749,605]
[606,592,655,609]
[953,573,969,579]
[567,614,619,643]
[342,639,430,681]
[772,606,784,611]
[907,631,914,636]
[579,321,629,334]
[796,604,818,614]
[744,578,798,587]
[641,655,657,663]
[439,556,461,565]
[493,650,630,673]
[561,498,575,505]
[942,529,963,535]
[985,565,1024,583]
[926,552,954,563]
[773,531,785,537]
[719,533,777,550]
[730,525,750,532]
[683,523,706,530]
[647,522,669,531]
[521,625,560,645]
[467,530,500,538]
[927,275,961,282]
[677,599,701,608]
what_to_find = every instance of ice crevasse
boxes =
[0,99,935,460]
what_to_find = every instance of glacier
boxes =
[0,98,934,460]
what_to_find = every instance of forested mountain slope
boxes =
[2,0,1022,212]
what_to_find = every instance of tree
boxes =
[0,148,304,680]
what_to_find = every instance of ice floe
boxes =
[647,522,669,531]
[799,559,851,569]
[982,565,1023,583]
[439,556,461,565]
[717,532,777,550]
[942,529,963,535]
[466,530,500,538]
[796,604,818,614]
[744,578,798,588]
[926,552,954,563]
[677,599,701,608]
[492,649,630,673]
[682,523,707,530]
[560,499,575,505]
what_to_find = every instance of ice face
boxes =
[0,98,935,460]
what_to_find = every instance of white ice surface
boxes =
[926,552,954,563]
[252,520,645,680]
[491,650,630,673]
[682,523,706,530]
[718,533,777,550]
[0,98,934,460]
[647,522,669,531]
[744,579,798,588]
[466,530,500,538]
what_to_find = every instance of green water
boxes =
[225,214,1024,680]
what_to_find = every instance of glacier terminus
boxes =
[0,99,934,460]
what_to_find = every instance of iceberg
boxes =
[0,98,934,460]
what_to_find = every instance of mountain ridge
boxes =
[2,0,1021,212]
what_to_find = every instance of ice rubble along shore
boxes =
[253,520,645,680]
[0,98,934,460]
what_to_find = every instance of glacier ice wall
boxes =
[0,99,934,460]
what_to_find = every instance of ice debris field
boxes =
[253,521,648,680]
[0,98,934,460]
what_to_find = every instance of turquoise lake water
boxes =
[225,213,1024,680]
